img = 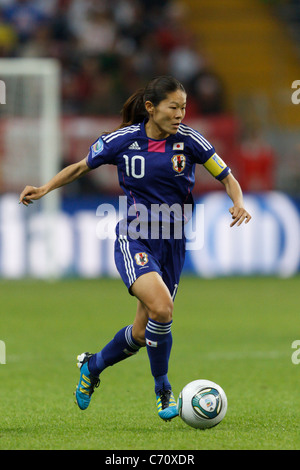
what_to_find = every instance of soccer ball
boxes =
[177,379,227,429]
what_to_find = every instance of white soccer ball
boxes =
[177,379,227,429]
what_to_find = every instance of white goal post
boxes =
[0,58,61,277]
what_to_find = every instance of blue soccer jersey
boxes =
[86,120,231,224]
[86,119,231,295]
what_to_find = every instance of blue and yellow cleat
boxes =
[74,352,100,410]
[156,390,178,421]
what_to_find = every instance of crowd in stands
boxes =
[0,0,225,116]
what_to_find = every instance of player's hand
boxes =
[229,206,251,227]
[19,185,45,206]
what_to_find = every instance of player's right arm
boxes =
[19,157,91,206]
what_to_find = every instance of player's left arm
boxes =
[220,173,251,227]
[201,151,251,227]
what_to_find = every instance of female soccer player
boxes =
[19,76,251,421]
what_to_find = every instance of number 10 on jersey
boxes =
[123,155,145,179]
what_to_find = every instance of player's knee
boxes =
[149,299,173,323]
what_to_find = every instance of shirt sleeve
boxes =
[190,133,231,181]
[86,135,117,169]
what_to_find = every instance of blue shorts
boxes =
[114,224,186,300]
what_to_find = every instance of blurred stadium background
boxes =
[0,0,299,280]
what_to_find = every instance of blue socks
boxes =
[145,318,173,394]
[88,325,140,376]
[88,319,173,396]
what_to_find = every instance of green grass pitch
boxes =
[0,276,299,450]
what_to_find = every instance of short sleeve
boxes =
[188,131,231,181]
[86,135,117,169]
[185,127,216,165]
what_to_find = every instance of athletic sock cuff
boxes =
[145,318,172,336]
[125,325,141,351]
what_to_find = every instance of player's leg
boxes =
[132,300,148,346]
[78,271,170,382]
[75,234,180,413]
[74,297,148,410]
[75,319,143,410]
[130,271,178,420]
[85,234,168,380]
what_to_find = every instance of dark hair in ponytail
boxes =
[117,76,186,130]
[118,88,147,129]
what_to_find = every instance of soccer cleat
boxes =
[156,389,179,421]
[74,352,100,410]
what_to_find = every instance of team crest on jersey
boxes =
[172,154,186,173]
[134,252,148,266]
